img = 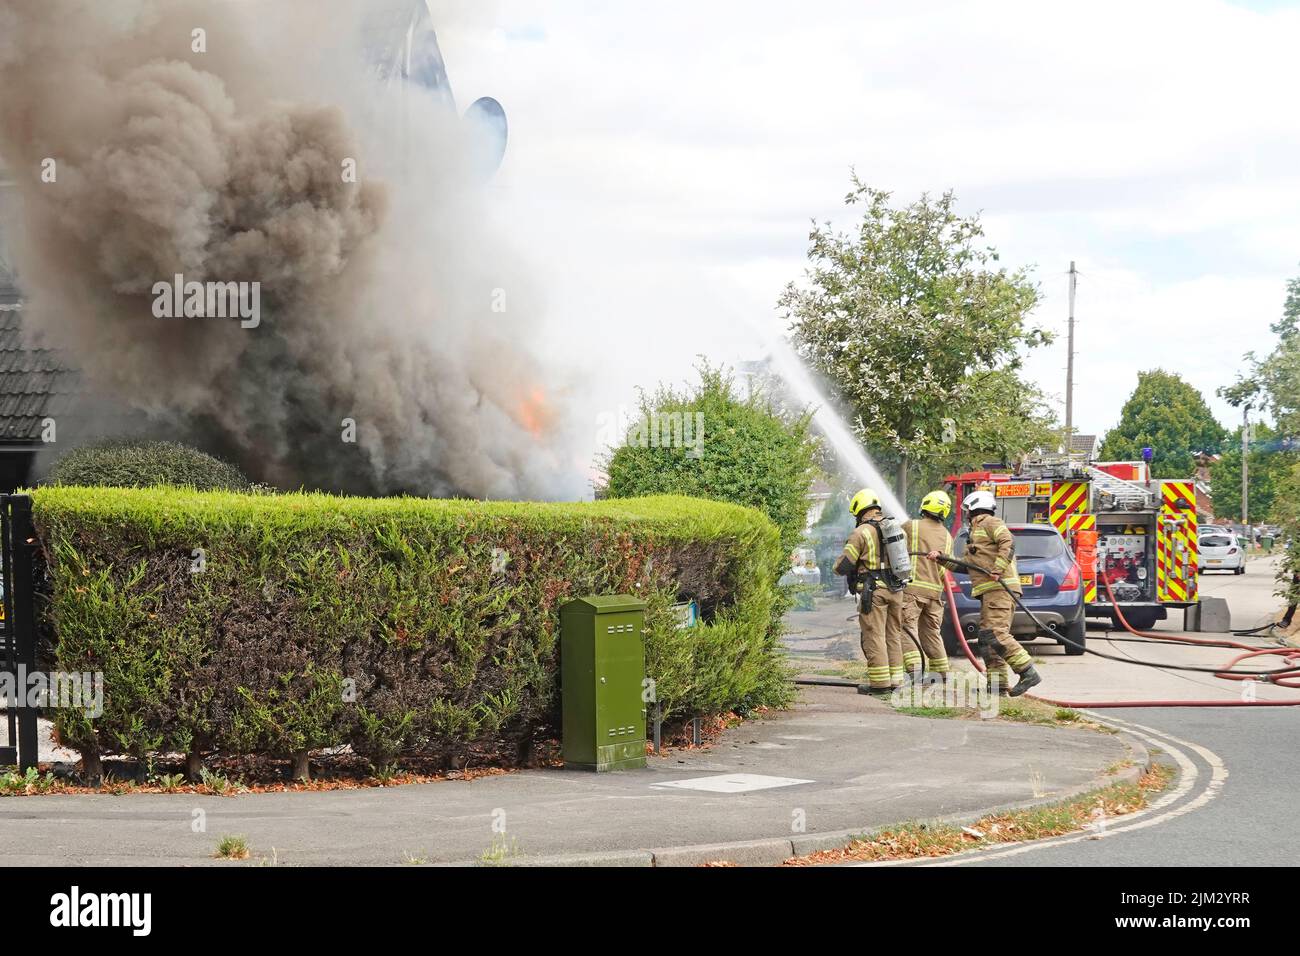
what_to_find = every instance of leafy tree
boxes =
[1210,423,1291,524]
[781,175,1052,503]
[1221,268,1300,436]
[912,369,1058,505]
[1099,371,1226,477]
[1267,459,1300,605]
[602,362,820,555]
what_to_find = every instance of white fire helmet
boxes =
[963,489,996,516]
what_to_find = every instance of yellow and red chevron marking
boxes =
[1049,482,1089,530]
[1084,579,1097,602]
[1060,512,1095,534]
[1157,481,1197,603]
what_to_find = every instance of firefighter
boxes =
[953,489,1042,697]
[834,488,905,695]
[904,489,954,684]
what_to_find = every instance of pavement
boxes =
[0,683,1137,866]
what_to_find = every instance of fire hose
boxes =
[936,555,1300,708]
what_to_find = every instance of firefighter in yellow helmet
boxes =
[902,490,954,683]
[948,489,1042,696]
[834,488,906,694]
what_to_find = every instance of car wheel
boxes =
[1061,619,1086,656]
[1235,564,1245,575]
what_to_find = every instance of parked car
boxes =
[942,524,1086,657]
[1198,528,1245,574]
[779,546,822,588]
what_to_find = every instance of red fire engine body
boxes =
[945,460,1200,630]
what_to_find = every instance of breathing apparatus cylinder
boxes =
[876,514,912,590]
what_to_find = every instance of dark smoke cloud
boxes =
[0,0,585,499]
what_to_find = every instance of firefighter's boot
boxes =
[1008,665,1042,697]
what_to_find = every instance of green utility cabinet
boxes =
[560,595,647,772]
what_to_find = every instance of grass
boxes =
[214,835,250,860]
[886,681,1117,733]
[786,763,1175,865]
[478,833,521,866]
[894,706,959,719]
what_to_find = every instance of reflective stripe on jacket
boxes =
[965,513,1022,597]
[903,516,953,598]
[842,512,885,575]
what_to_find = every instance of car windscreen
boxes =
[1200,535,1232,548]
[955,528,1065,560]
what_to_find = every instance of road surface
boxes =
[913,554,1300,867]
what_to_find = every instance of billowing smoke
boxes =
[0,0,586,499]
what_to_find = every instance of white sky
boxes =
[432,0,1300,443]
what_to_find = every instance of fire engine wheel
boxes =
[1113,609,1160,631]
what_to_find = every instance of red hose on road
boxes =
[939,568,1300,708]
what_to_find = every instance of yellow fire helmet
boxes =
[848,488,881,516]
[920,489,952,520]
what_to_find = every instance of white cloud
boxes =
[431,0,1300,454]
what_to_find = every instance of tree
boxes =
[602,362,820,555]
[1099,371,1226,478]
[913,369,1058,503]
[1209,423,1290,524]
[1221,267,1300,436]
[781,175,1052,503]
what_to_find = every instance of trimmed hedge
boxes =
[44,441,251,492]
[32,487,792,771]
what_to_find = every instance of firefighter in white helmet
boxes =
[834,488,906,694]
[942,489,1042,696]
[903,489,954,683]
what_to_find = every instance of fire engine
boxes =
[945,460,1200,630]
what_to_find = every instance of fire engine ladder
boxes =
[1084,467,1154,510]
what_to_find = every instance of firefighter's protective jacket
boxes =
[836,509,886,589]
[964,513,1022,597]
[903,516,953,599]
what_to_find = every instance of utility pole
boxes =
[1064,261,1077,454]
[1242,403,1250,540]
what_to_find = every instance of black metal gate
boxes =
[1,495,38,771]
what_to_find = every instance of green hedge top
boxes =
[30,487,791,765]
[42,441,252,492]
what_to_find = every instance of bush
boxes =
[603,363,819,555]
[43,441,251,492]
[32,487,792,770]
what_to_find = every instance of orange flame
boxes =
[515,387,553,439]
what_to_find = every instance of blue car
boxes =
[941,523,1086,658]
